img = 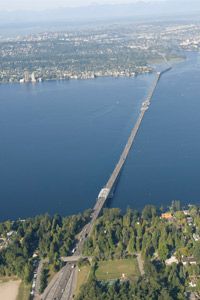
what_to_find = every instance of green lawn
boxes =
[75,265,91,297]
[96,258,139,282]
[16,281,31,300]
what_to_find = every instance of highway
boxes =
[42,67,171,300]
[42,263,75,300]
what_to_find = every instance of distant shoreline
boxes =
[0,55,186,86]
[0,70,153,86]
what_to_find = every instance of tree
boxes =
[174,211,185,221]
[158,288,172,300]
[158,241,169,261]
[23,263,33,284]
[127,233,135,255]
[142,205,158,221]
[171,200,181,212]
[40,267,48,294]
[194,242,200,263]
[115,241,124,259]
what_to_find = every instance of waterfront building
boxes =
[31,72,36,83]
[24,71,30,82]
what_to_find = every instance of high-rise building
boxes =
[24,71,30,82]
[31,72,36,83]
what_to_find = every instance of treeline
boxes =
[1,203,200,298]
[0,210,91,283]
[77,263,186,300]
[83,206,200,262]
[79,205,200,299]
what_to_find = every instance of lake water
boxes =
[0,74,153,220]
[114,52,200,210]
[0,52,200,221]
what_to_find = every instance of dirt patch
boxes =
[0,280,21,300]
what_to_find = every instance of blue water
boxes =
[0,75,153,220]
[1,53,200,221]
[113,52,200,210]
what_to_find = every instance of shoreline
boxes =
[0,55,187,86]
[0,70,153,86]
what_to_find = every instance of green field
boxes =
[16,282,31,300]
[96,258,139,282]
[75,265,91,297]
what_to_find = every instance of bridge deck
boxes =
[89,72,162,231]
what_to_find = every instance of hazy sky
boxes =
[0,0,163,11]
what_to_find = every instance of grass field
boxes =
[75,265,91,297]
[16,281,31,300]
[46,264,55,285]
[96,258,139,282]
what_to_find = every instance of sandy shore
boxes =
[0,280,21,300]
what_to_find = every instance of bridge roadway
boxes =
[42,68,171,300]
[105,72,160,193]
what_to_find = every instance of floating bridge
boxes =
[88,68,172,236]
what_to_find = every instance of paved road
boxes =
[60,267,78,300]
[42,267,68,299]
[61,256,82,262]
[42,263,74,300]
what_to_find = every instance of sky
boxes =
[0,0,163,11]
